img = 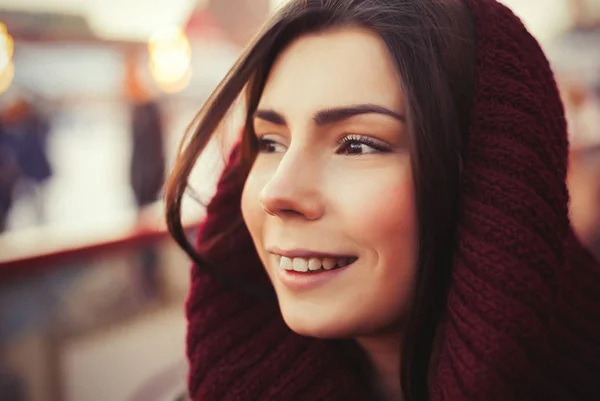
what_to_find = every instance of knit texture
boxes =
[185,0,600,399]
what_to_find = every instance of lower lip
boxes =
[277,263,353,291]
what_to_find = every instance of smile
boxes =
[269,249,358,290]
[276,255,358,273]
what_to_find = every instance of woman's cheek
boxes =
[330,164,415,244]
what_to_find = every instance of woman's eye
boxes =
[258,138,287,153]
[336,135,390,155]
[337,141,377,155]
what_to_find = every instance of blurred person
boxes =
[130,98,165,299]
[126,53,166,299]
[130,100,166,215]
[0,121,20,232]
[166,1,600,400]
[1,97,53,228]
[563,83,600,149]
[565,82,600,259]
[569,145,600,259]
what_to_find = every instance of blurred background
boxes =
[0,0,598,400]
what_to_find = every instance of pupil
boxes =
[261,140,276,152]
[348,142,362,154]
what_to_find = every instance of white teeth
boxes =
[292,258,309,272]
[280,256,293,271]
[322,258,337,270]
[279,256,355,272]
[308,258,322,271]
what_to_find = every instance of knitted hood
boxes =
[185,0,600,399]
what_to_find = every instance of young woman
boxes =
[165,0,600,399]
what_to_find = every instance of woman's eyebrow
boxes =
[253,109,287,125]
[253,104,405,127]
[313,104,405,125]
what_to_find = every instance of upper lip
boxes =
[267,247,355,259]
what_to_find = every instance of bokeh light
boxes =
[0,23,14,93]
[148,26,192,93]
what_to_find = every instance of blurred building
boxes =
[0,2,270,401]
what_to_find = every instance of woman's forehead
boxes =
[257,27,405,119]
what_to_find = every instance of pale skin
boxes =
[241,27,418,400]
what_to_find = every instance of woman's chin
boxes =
[280,307,362,339]
[286,322,352,339]
[279,301,406,342]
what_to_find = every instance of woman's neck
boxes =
[356,331,403,401]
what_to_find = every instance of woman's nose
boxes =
[259,150,325,221]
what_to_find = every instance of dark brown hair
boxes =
[166,1,475,399]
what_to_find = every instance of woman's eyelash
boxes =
[257,136,285,153]
[254,133,392,154]
[337,134,392,153]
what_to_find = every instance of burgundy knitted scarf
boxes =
[185,0,600,399]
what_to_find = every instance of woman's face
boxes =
[241,27,417,339]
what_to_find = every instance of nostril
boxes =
[260,202,301,218]
[280,208,304,217]
[259,189,324,220]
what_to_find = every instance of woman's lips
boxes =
[272,253,359,291]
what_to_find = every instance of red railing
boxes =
[0,210,202,278]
